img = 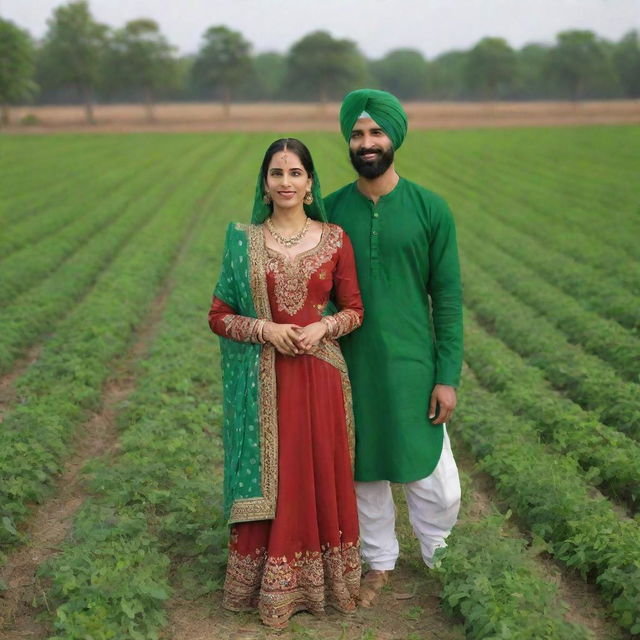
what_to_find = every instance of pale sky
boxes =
[1,0,638,59]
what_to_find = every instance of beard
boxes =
[349,145,395,179]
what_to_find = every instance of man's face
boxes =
[349,117,394,179]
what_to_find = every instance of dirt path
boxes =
[0,383,125,638]
[164,562,464,640]
[3,100,639,135]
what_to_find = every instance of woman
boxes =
[208,138,363,628]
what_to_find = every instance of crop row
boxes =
[38,137,261,639]
[0,137,176,259]
[0,138,218,375]
[464,183,640,295]
[454,164,640,296]
[0,139,200,304]
[448,132,637,224]
[0,138,141,241]
[0,138,238,551]
[0,136,110,206]
[411,139,640,330]
[432,471,591,640]
[406,127,639,270]
[462,210,639,331]
[477,129,639,218]
[463,310,640,511]
[455,368,640,634]
[460,253,640,441]
[417,127,640,256]
[460,232,640,383]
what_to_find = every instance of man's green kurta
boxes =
[325,177,463,482]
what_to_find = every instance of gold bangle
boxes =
[257,319,267,343]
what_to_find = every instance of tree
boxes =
[39,0,108,123]
[0,19,36,126]
[466,37,517,99]
[232,52,287,101]
[169,55,196,100]
[370,49,429,99]
[283,31,369,104]
[514,43,551,99]
[613,30,640,98]
[546,30,617,100]
[103,19,177,122]
[250,52,286,100]
[429,50,470,99]
[192,25,252,115]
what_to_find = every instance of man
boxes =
[324,89,463,605]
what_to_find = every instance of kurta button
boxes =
[373,212,379,218]
[372,231,378,235]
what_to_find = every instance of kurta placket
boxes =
[370,204,380,277]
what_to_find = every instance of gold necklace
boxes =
[266,216,311,248]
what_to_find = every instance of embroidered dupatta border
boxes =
[229,224,278,524]
[311,341,356,467]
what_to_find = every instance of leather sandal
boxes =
[359,569,389,607]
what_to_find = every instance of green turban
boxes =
[339,89,408,150]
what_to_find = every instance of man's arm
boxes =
[427,197,463,423]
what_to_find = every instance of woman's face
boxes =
[265,149,312,212]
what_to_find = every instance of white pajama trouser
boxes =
[355,426,461,570]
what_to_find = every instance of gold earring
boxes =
[263,192,272,205]
[303,191,313,205]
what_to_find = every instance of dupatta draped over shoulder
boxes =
[214,222,277,524]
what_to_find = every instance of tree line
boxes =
[1,0,639,125]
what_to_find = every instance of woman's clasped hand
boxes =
[262,320,328,355]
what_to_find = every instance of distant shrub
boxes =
[20,113,40,126]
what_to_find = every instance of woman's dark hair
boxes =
[259,138,315,194]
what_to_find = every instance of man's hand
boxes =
[429,384,457,424]
[263,322,304,356]
[294,321,328,351]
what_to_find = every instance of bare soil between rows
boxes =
[164,553,464,640]
[3,100,640,135]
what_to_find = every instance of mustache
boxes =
[357,147,383,156]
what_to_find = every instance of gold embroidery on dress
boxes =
[310,341,356,466]
[222,314,260,342]
[223,541,361,627]
[265,224,343,316]
[321,309,361,339]
[331,309,362,338]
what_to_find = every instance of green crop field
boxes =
[0,126,639,640]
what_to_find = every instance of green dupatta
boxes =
[214,222,277,524]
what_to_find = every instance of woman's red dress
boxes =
[208,223,363,627]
